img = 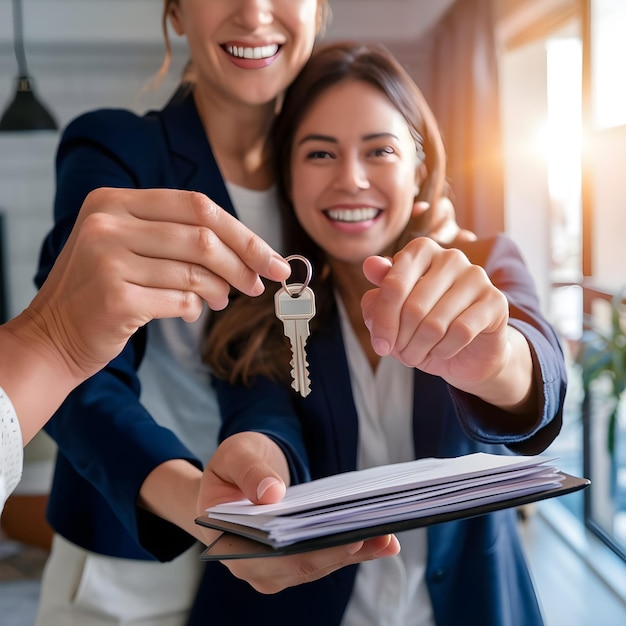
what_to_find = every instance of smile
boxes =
[224,44,280,60]
[324,208,382,223]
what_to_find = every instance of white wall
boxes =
[0,43,187,318]
[0,0,195,319]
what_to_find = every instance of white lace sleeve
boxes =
[0,386,23,512]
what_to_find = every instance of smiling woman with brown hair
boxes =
[199,41,566,626]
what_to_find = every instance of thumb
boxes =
[236,467,285,505]
[255,475,287,504]
[362,255,393,287]
[219,432,289,505]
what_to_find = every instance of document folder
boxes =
[195,453,589,560]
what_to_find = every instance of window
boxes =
[500,0,626,567]
[591,0,626,129]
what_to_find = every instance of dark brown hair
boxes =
[203,41,448,386]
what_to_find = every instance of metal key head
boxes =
[274,284,316,321]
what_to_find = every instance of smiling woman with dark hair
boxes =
[200,41,566,626]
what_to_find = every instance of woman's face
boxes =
[289,79,423,265]
[169,0,323,106]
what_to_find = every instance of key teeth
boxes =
[291,376,312,397]
[289,365,300,394]
[289,350,309,366]
[289,348,311,397]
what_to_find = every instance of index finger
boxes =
[84,188,291,284]
[365,240,433,356]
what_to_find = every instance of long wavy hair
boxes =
[203,41,449,386]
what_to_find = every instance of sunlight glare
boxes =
[545,38,582,202]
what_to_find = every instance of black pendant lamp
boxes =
[0,0,58,131]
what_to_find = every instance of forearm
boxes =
[138,434,293,546]
[0,314,85,445]
[447,327,537,422]
[138,458,205,543]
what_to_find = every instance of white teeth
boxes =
[226,44,279,60]
[326,208,380,223]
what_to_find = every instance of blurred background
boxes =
[0,1,625,624]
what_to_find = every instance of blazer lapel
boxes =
[306,312,359,474]
[160,89,235,216]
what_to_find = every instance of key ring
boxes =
[282,255,312,298]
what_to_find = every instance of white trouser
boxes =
[35,534,204,626]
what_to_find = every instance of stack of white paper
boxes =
[204,453,564,548]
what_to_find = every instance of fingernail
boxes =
[372,338,391,356]
[364,318,372,331]
[376,535,401,557]
[257,477,282,500]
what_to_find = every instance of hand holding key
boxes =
[274,255,316,397]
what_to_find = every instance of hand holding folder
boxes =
[196,452,589,559]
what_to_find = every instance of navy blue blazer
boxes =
[188,235,565,626]
[33,90,288,561]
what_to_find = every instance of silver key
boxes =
[275,283,316,397]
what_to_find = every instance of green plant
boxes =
[576,287,626,456]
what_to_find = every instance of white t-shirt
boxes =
[0,386,24,512]
[335,297,436,626]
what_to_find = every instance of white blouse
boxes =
[335,297,436,626]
